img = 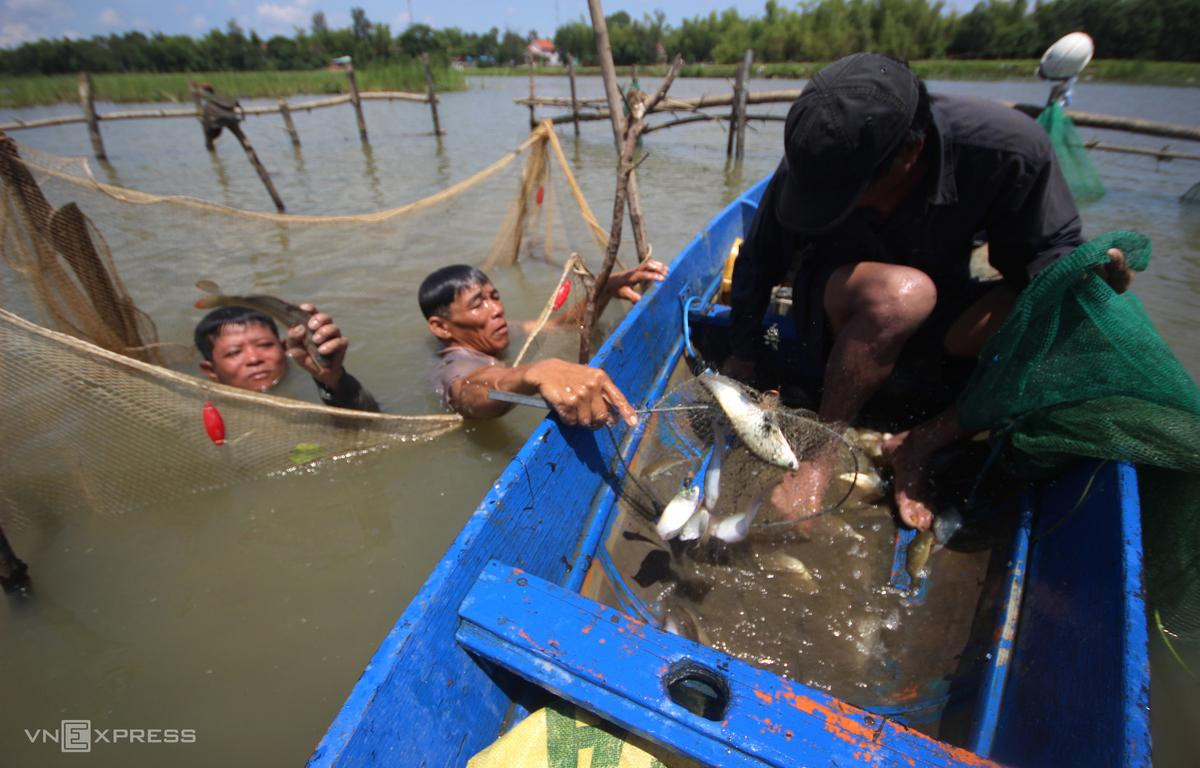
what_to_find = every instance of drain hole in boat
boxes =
[664,661,730,721]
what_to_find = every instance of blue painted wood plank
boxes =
[458,560,1001,768]
[308,179,771,767]
[968,491,1034,757]
[989,461,1151,767]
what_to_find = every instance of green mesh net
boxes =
[958,231,1200,639]
[1038,103,1106,204]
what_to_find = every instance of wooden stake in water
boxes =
[735,49,754,162]
[421,53,443,136]
[278,98,301,148]
[78,72,106,160]
[346,65,368,142]
[567,55,580,137]
[527,53,537,128]
[228,122,286,213]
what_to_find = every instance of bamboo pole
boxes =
[346,65,368,142]
[587,0,650,267]
[567,55,581,137]
[527,53,537,128]
[77,72,106,160]
[228,122,286,213]
[580,56,683,364]
[726,56,745,158]
[421,53,444,136]
[643,112,783,134]
[0,521,29,594]
[735,49,754,162]
[1083,140,1200,162]
[278,98,301,148]
[189,82,213,150]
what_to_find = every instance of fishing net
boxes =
[957,231,1200,640]
[1037,102,1105,204]
[591,373,1003,731]
[618,374,866,542]
[0,121,625,521]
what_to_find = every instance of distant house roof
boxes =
[529,39,555,53]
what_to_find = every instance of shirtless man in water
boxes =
[420,259,667,427]
[725,53,1131,530]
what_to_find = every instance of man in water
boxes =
[194,304,379,412]
[726,53,1131,530]
[420,259,667,427]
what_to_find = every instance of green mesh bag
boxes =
[1038,103,1106,204]
[958,231,1200,637]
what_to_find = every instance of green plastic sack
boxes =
[1038,103,1106,204]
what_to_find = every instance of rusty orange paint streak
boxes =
[581,624,593,635]
[753,688,774,705]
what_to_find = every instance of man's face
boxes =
[429,281,510,357]
[199,322,288,391]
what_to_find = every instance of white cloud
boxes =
[0,21,34,47]
[97,8,120,27]
[257,3,305,26]
[190,15,207,31]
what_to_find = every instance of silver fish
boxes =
[656,485,701,541]
[758,551,819,594]
[843,427,893,463]
[836,467,887,506]
[194,279,329,368]
[699,374,799,470]
[709,495,763,544]
[703,418,726,511]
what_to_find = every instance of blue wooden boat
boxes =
[308,178,1151,767]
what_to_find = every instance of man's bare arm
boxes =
[449,358,636,428]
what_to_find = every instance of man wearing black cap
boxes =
[726,52,1130,530]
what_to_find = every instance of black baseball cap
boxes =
[777,53,920,234]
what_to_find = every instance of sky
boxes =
[0,0,982,49]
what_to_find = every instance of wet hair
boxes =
[194,306,279,362]
[872,67,933,180]
[418,264,491,319]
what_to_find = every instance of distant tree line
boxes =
[1,0,1194,76]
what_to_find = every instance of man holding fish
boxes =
[726,53,1133,530]
[194,283,379,412]
[419,260,667,426]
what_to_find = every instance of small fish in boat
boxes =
[844,427,894,463]
[836,466,889,506]
[709,495,764,544]
[640,455,693,482]
[656,485,702,541]
[703,418,727,511]
[660,602,709,645]
[906,530,936,582]
[678,507,709,542]
[699,373,799,470]
[758,551,819,594]
[194,280,329,368]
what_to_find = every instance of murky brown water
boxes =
[1,75,1197,766]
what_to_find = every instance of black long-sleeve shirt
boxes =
[730,93,1083,360]
[315,371,380,413]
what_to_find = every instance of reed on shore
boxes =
[0,64,467,109]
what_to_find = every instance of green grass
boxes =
[0,64,468,108]
[473,59,1200,86]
